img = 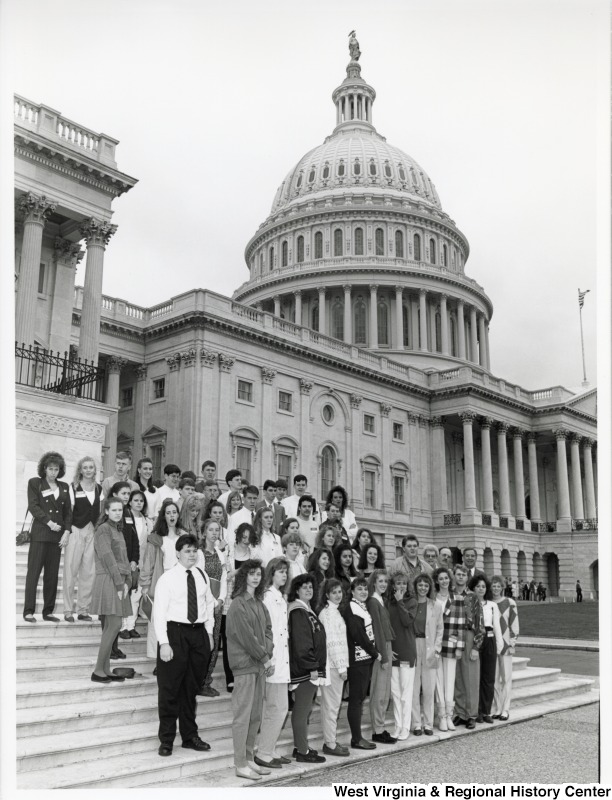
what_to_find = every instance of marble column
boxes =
[419,289,428,351]
[294,289,302,326]
[50,238,84,354]
[317,286,326,334]
[460,411,481,524]
[428,300,437,351]
[394,286,404,349]
[217,354,234,470]
[469,307,478,365]
[300,379,313,479]
[104,356,127,475]
[485,323,491,370]
[431,416,448,525]
[15,193,57,346]
[477,315,487,367]
[554,429,572,530]
[273,295,281,317]
[527,433,542,523]
[410,297,419,350]
[512,429,527,522]
[457,300,466,359]
[133,363,148,461]
[369,284,378,348]
[350,394,363,513]
[79,218,118,364]
[480,417,498,525]
[569,434,585,520]
[261,367,277,483]
[440,294,449,355]
[496,423,515,526]
[582,439,597,519]
[343,285,352,344]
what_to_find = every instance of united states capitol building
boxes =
[13,41,598,598]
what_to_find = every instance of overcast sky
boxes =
[3,0,607,391]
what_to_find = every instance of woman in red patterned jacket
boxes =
[433,566,466,732]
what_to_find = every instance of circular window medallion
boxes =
[322,404,335,425]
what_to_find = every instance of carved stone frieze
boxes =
[16,409,105,442]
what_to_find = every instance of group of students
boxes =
[22,451,520,779]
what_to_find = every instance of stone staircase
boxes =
[15,545,599,789]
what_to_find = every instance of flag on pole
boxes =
[578,288,590,309]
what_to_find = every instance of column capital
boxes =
[273,294,281,302]
[511,427,526,440]
[440,292,449,302]
[317,285,326,295]
[526,431,538,443]
[459,411,477,424]
[180,347,197,367]
[343,284,352,293]
[200,348,217,368]
[218,353,235,373]
[582,437,595,449]
[407,411,418,424]
[79,217,118,248]
[457,298,465,308]
[369,283,378,292]
[261,366,277,384]
[496,422,509,436]
[106,356,127,375]
[166,353,181,371]
[380,402,392,417]
[394,285,403,294]
[294,289,303,298]
[350,392,363,408]
[419,288,427,297]
[480,416,495,430]
[419,414,431,427]
[568,432,582,444]
[300,378,313,395]
[553,428,569,441]
[430,415,445,429]
[54,236,84,265]
[18,192,56,224]
[135,363,148,381]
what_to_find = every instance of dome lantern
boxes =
[332,32,376,132]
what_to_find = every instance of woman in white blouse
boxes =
[256,557,291,768]
[251,507,283,567]
[468,575,504,724]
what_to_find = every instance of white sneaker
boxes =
[446,715,456,731]
[439,716,448,732]
[397,728,410,741]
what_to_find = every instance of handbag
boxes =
[16,510,32,546]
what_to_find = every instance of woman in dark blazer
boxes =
[23,451,72,622]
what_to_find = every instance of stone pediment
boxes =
[565,389,597,417]
[142,425,167,438]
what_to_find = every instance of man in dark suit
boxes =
[23,451,72,622]
[255,479,286,534]
[462,546,486,582]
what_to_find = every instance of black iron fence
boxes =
[15,342,105,402]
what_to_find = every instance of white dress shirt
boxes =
[280,494,300,519]
[152,485,180,518]
[153,563,215,644]
[250,531,283,567]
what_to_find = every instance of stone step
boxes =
[16,653,156,683]
[508,675,594,708]
[17,635,149,660]
[511,665,560,687]
[15,615,145,638]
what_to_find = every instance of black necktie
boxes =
[186,569,198,623]
[251,511,255,523]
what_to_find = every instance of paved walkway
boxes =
[519,636,599,651]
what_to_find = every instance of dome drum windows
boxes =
[395,230,404,258]
[296,172,303,189]
[369,159,377,177]
[354,227,364,256]
[413,233,421,261]
[337,159,346,178]
[281,240,288,268]
[353,158,361,176]
[429,238,436,265]
[322,162,330,180]
[384,160,392,180]
[269,246,275,271]
[377,300,389,346]
[375,227,385,256]
[398,164,406,182]
[297,235,304,263]
[314,231,323,260]
[334,228,344,257]
[308,167,316,184]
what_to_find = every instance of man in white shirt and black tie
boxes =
[154,533,215,756]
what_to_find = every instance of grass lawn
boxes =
[516,601,599,640]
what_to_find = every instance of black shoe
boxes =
[182,736,211,752]
[129,629,141,638]
[226,683,234,693]
[23,615,36,623]
[483,715,494,724]
[372,731,397,744]
[295,750,325,763]
[119,630,131,639]
[466,719,476,730]
[43,615,60,622]
[293,747,317,757]
[110,648,126,660]
[351,739,376,750]
[158,743,173,756]
[91,672,112,683]
[423,728,434,736]
[64,614,75,623]
[254,755,282,769]
[78,614,93,621]
[452,716,466,727]
[412,728,423,736]
[197,686,218,697]
[105,674,125,682]
[277,755,292,764]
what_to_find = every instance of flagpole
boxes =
[579,302,587,384]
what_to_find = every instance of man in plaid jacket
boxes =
[451,564,484,729]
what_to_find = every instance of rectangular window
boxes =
[394,475,405,512]
[363,413,375,434]
[153,377,165,400]
[393,422,404,441]
[364,470,376,508]
[121,387,133,408]
[150,445,163,482]
[277,453,292,485]
[236,446,251,483]
[38,263,45,294]
[237,379,253,403]
[278,390,293,413]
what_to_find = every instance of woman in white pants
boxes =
[317,578,350,756]
[411,574,443,736]
[387,572,417,740]
[433,566,466,731]
[490,575,519,720]
[256,557,291,768]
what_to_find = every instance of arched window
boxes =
[353,159,361,175]
[269,246,274,271]
[413,233,421,261]
[354,298,367,345]
[296,173,303,189]
[402,305,410,347]
[377,301,389,346]
[281,240,288,267]
[369,160,377,176]
[314,231,323,260]
[311,304,319,331]
[337,160,345,177]
[384,161,392,178]
[322,163,330,179]
[429,238,436,264]
[321,445,337,499]
[442,244,448,267]
[334,229,343,257]
[331,301,344,340]
[375,228,384,256]
[297,235,304,263]
[395,230,404,258]
[398,165,406,181]
[308,168,315,183]
[354,227,364,255]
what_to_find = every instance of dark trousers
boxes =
[291,680,318,754]
[157,623,211,745]
[23,540,61,617]
[478,632,497,716]
[220,615,234,687]
[347,660,372,742]
[203,605,222,687]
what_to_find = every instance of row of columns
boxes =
[336,92,372,125]
[443,414,597,527]
[15,191,116,364]
[265,285,491,365]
